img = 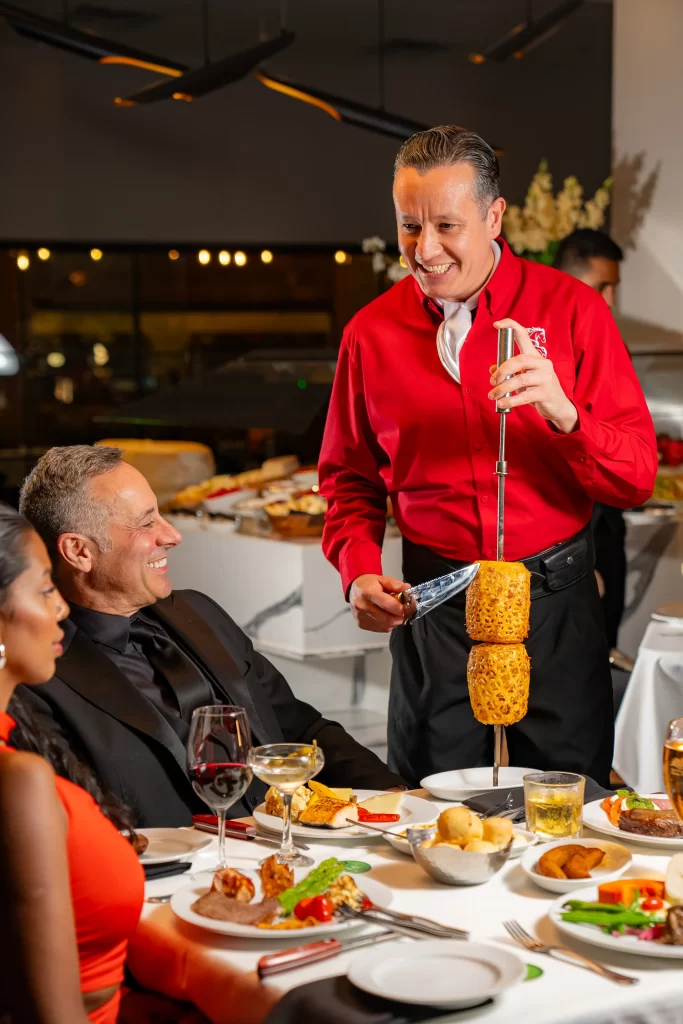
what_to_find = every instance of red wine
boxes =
[190,762,251,810]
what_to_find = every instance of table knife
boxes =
[257,929,399,978]
[192,818,309,851]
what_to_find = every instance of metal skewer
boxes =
[492,326,515,786]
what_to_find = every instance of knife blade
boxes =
[192,819,309,851]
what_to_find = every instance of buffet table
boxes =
[614,616,683,793]
[135,801,683,1024]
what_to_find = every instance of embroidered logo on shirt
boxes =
[526,327,548,358]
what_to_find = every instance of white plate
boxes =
[652,613,683,625]
[137,827,213,865]
[253,791,437,839]
[385,822,536,859]
[583,796,683,849]
[550,885,683,959]
[521,838,632,894]
[420,767,538,801]
[348,940,525,1009]
[171,870,393,939]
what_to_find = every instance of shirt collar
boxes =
[436,240,502,316]
[68,602,155,653]
[416,237,522,324]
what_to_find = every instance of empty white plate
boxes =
[136,827,213,865]
[420,767,538,801]
[348,940,525,1009]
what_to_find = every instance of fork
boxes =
[503,920,638,985]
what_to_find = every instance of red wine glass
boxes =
[187,705,252,869]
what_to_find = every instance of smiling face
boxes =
[0,530,69,687]
[75,463,182,615]
[393,162,506,303]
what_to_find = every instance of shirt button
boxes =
[464,388,470,395]
[480,495,488,504]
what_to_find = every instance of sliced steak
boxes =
[619,810,683,839]
[191,891,281,925]
[663,906,683,945]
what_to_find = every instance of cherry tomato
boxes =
[642,896,664,912]
[361,896,374,911]
[293,895,334,922]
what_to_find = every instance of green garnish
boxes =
[342,860,372,873]
[625,796,655,810]
[524,964,544,981]
[615,789,631,797]
[278,857,345,914]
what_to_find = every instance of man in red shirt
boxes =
[319,126,657,787]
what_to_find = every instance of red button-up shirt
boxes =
[319,240,657,595]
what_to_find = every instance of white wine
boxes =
[525,794,582,839]
[664,739,683,821]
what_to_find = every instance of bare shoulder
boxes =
[0,750,57,805]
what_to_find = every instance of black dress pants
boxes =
[592,503,627,651]
[388,558,614,789]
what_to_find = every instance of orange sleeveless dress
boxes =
[0,710,144,1023]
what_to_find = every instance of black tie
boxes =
[129,617,214,721]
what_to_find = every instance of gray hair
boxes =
[394,125,500,216]
[19,445,124,557]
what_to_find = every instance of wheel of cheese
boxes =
[466,560,531,643]
[467,642,530,726]
[96,439,215,507]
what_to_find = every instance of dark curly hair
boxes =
[0,502,134,834]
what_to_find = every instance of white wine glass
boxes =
[187,706,252,869]
[250,742,324,867]
[664,718,683,820]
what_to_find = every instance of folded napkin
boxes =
[143,861,192,881]
[462,774,614,816]
[263,976,458,1024]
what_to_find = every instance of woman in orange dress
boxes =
[0,503,144,1023]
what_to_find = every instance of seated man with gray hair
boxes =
[16,445,405,827]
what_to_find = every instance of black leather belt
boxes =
[402,522,594,602]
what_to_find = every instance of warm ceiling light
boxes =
[37,247,51,261]
[16,253,30,271]
[198,249,211,265]
[117,31,294,107]
[334,250,347,265]
[468,53,486,64]
[99,56,184,77]
[69,270,86,287]
[218,250,231,266]
[90,248,103,261]
[260,249,273,264]
[93,343,109,366]
[47,351,66,368]
[234,251,247,267]
[474,0,583,63]
[168,249,180,261]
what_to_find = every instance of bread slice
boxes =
[298,793,359,829]
[264,785,312,821]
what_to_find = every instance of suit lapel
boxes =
[151,593,283,744]
[56,628,189,772]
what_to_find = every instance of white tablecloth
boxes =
[614,617,683,793]
[133,797,683,1024]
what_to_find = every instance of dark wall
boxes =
[0,0,613,245]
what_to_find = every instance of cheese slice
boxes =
[308,780,353,802]
[358,793,404,814]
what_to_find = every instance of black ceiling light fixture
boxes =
[114,0,295,107]
[0,0,187,77]
[255,0,503,151]
[469,0,584,64]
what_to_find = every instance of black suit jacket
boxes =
[17,590,404,827]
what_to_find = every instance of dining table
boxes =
[131,791,683,1024]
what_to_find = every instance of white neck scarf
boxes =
[435,241,501,385]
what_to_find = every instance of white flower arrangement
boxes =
[362,236,410,283]
[503,160,612,265]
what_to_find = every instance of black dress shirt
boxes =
[67,603,215,741]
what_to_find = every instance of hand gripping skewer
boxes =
[492,326,514,786]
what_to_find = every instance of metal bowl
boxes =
[407,826,512,886]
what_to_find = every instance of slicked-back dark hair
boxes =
[394,125,500,215]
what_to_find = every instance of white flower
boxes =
[372,252,388,274]
[362,236,386,254]
[386,260,410,283]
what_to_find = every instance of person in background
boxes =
[0,503,143,1024]
[554,229,633,672]
[319,126,656,788]
[16,446,405,829]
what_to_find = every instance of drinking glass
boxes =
[524,771,585,842]
[250,742,324,867]
[187,705,252,869]
[664,718,683,820]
